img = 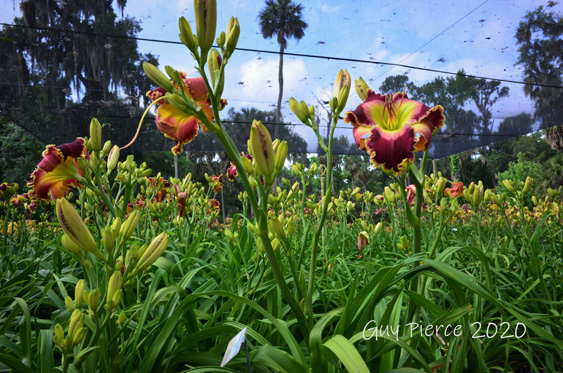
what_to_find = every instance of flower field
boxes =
[1,2,562,372]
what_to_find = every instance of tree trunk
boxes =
[174,154,178,179]
[275,45,284,140]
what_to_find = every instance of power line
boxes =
[2,22,563,90]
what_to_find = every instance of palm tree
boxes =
[258,0,308,139]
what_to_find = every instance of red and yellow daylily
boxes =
[28,138,88,200]
[345,90,444,175]
[147,73,227,155]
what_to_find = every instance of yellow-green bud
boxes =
[290,98,309,124]
[350,187,361,198]
[62,234,81,255]
[56,199,102,260]
[54,323,64,345]
[133,232,169,274]
[120,210,140,242]
[102,140,112,157]
[355,77,370,101]
[72,327,87,345]
[107,272,122,305]
[179,16,198,52]
[118,312,126,327]
[194,0,217,57]
[274,141,288,175]
[374,222,383,234]
[225,16,240,55]
[503,180,515,193]
[107,145,120,173]
[65,296,75,312]
[208,48,222,88]
[89,118,102,153]
[249,120,275,182]
[523,177,533,194]
[86,289,99,311]
[143,62,175,93]
[75,280,86,308]
[68,310,84,339]
[333,69,351,113]
[268,217,286,240]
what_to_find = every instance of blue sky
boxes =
[1,0,561,149]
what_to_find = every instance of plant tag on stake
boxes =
[220,327,247,367]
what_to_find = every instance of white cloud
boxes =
[235,56,308,108]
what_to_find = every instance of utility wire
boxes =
[373,0,489,82]
[2,22,563,90]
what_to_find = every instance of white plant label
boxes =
[220,327,247,367]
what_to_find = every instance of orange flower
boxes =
[147,73,227,155]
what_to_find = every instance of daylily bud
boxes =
[62,234,81,255]
[85,289,99,311]
[398,236,410,251]
[249,120,275,182]
[65,296,75,312]
[532,195,538,205]
[56,199,102,260]
[240,155,254,175]
[54,324,64,345]
[102,140,112,157]
[89,118,102,153]
[350,187,361,198]
[179,16,197,52]
[274,141,288,175]
[225,17,240,55]
[292,163,303,177]
[107,272,122,306]
[133,232,169,274]
[333,69,351,113]
[165,66,183,87]
[503,180,515,193]
[72,327,87,345]
[357,231,369,251]
[216,31,226,49]
[118,312,126,327]
[68,310,84,339]
[374,222,383,234]
[436,177,447,198]
[107,145,120,173]
[269,217,286,240]
[384,186,395,203]
[290,98,309,123]
[523,177,533,194]
[355,77,370,101]
[111,217,122,234]
[120,210,140,242]
[102,227,115,254]
[143,62,175,93]
[208,48,222,88]
[75,280,86,308]
[194,0,217,57]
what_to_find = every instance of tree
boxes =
[516,4,563,132]
[379,75,419,98]
[258,0,308,139]
[0,0,158,149]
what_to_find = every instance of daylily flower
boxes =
[345,90,444,175]
[406,184,416,206]
[205,174,223,194]
[28,138,88,200]
[444,181,464,199]
[147,73,227,155]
